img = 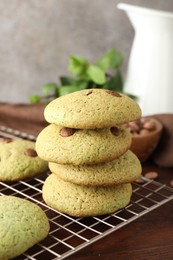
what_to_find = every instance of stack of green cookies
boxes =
[36,89,142,217]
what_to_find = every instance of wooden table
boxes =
[0,103,173,260]
[67,161,173,260]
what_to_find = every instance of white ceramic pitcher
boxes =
[117,3,173,115]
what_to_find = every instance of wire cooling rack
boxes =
[0,125,173,260]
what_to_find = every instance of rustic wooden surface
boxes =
[0,103,173,260]
[67,161,173,260]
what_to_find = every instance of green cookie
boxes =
[0,139,48,181]
[42,173,132,217]
[44,89,141,129]
[49,150,142,186]
[36,124,132,165]
[0,195,50,260]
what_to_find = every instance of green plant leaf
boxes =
[42,83,58,97]
[104,69,123,92]
[68,56,89,78]
[57,84,87,96]
[86,65,106,85]
[59,76,90,88]
[29,95,41,104]
[96,48,123,70]
[29,48,126,102]
[59,76,77,86]
[75,79,90,89]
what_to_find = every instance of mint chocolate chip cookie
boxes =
[0,195,50,259]
[44,89,141,129]
[0,139,48,181]
[49,150,142,186]
[42,173,132,217]
[36,124,132,165]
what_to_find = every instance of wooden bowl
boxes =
[127,117,163,162]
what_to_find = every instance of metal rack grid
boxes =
[0,126,173,260]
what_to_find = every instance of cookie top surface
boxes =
[0,195,50,260]
[0,139,48,181]
[44,89,141,129]
[42,173,132,217]
[36,124,132,165]
[49,150,142,186]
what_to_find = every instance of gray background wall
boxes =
[1,0,173,103]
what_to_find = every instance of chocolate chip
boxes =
[24,148,37,157]
[60,127,76,137]
[83,90,93,96]
[170,180,173,187]
[135,177,145,184]
[0,138,13,143]
[106,90,121,97]
[110,127,121,136]
[144,171,158,180]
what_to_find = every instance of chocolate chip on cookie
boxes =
[0,138,13,143]
[111,127,122,136]
[60,127,76,137]
[24,148,37,157]
[82,90,93,96]
[106,90,121,97]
